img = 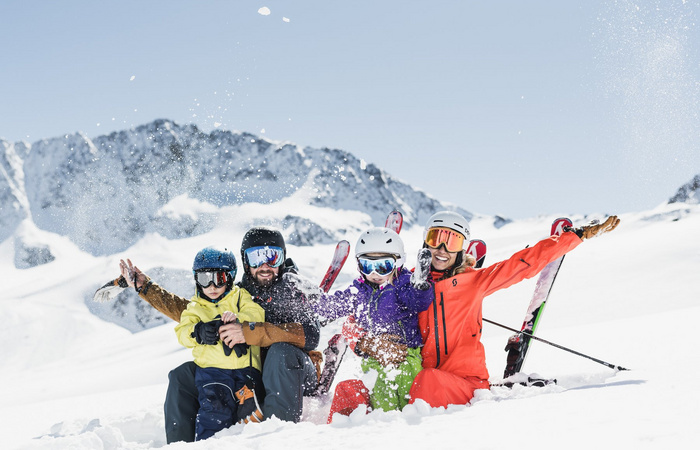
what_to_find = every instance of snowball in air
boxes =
[258,7,271,16]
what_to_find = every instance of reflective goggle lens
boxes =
[357,256,397,276]
[195,270,228,288]
[424,227,465,252]
[245,246,285,268]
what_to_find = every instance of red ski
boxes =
[466,239,487,268]
[318,240,351,293]
[384,210,403,234]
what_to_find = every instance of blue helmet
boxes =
[192,247,238,282]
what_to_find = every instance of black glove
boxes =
[191,320,221,345]
[233,343,249,357]
[222,342,249,357]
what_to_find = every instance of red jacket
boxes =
[418,232,582,380]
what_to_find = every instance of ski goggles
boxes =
[357,256,398,277]
[195,270,229,288]
[244,246,285,268]
[424,227,465,252]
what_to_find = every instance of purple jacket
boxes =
[314,268,434,348]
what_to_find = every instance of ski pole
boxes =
[483,317,629,371]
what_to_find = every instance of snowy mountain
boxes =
[669,174,700,204]
[0,119,490,258]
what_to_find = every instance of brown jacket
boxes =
[137,276,309,349]
[136,276,189,322]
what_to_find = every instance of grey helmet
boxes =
[423,211,471,247]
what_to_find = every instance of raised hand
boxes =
[119,259,136,287]
[571,215,621,240]
[119,258,147,290]
[410,248,432,290]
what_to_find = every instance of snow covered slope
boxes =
[1,196,698,449]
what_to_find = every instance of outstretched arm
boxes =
[119,258,189,322]
[477,215,620,298]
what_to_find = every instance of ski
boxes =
[93,275,129,303]
[466,239,487,268]
[318,240,351,293]
[491,376,557,388]
[313,239,352,396]
[385,209,403,234]
[313,241,353,396]
[503,217,573,378]
[314,333,349,396]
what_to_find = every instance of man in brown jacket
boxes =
[120,227,320,443]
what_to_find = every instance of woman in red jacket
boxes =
[408,211,620,408]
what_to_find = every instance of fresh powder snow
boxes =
[1,197,698,449]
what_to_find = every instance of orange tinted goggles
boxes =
[424,227,465,252]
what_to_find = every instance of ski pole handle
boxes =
[483,318,629,372]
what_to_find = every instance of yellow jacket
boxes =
[175,287,265,370]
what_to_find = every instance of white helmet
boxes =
[355,227,405,267]
[423,211,471,248]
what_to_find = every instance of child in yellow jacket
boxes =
[174,247,265,440]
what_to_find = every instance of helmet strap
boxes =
[454,250,464,267]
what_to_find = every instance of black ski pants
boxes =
[164,361,198,444]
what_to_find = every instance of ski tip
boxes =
[385,210,404,234]
[466,239,487,268]
[551,218,573,236]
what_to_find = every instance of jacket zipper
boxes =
[440,292,448,355]
[432,297,441,367]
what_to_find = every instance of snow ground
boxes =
[1,200,698,449]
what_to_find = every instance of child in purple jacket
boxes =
[314,227,434,416]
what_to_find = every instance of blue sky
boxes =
[1,0,698,219]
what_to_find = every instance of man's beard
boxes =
[254,270,277,287]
